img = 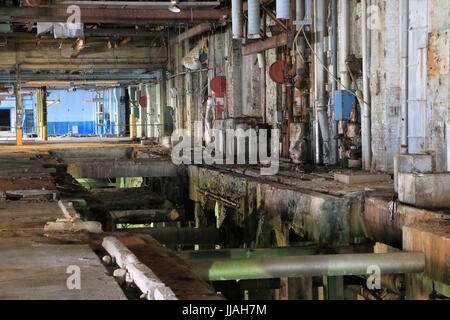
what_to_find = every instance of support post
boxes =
[15,64,22,146]
[159,70,166,137]
[42,86,48,140]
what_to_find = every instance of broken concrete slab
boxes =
[394,154,433,192]
[398,172,450,209]
[362,196,448,248]
[102,236,177,300]
[58,200,81,220]
[127,261,177,300]
[113,268,127,285]
[334,173,392,185]
[89,187,164,211]
[66,159,181,178]
[50,147,133,161]
[44,220,103,233]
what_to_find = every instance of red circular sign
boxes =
[210,76,226,94]
[269,60,286,84]
[139,96,147,108]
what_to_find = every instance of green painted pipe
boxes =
[179,244,374,261]
[179,245,321,260]
[189,252,425,281]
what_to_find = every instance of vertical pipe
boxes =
[312,0,320,164]
[361,0,371,170]
[400,0,409,154]
[248,0,261,38]
[339,0,350,89]
[232,0,243,39]
[277,0,291,19]
[331,0,338,164]
[314,0,330,164]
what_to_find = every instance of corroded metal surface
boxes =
[403,222,450,285]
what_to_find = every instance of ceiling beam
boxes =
[39,1,221,9]
[0,29,160,38]
[0,7,230,24]
[169,23,212,45]
[0,63,163,71]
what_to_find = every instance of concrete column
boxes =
[226,29,243,118]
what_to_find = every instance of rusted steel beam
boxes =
[261,5,289,30]
[169,23,212,46]
[0,63,163,71]
[1,7,230,24]
[243,32,289,56]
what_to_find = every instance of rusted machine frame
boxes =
[243,32,290,56]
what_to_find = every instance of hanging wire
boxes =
[293,26,370,106]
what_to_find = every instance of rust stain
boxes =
[427,32,449,78]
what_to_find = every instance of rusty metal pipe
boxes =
[189,252,425,281]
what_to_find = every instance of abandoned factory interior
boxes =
[0,0,448,303]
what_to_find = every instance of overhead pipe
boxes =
[400,0,409,154]
[189,252,425,281]
[314,0,330,164]
[361,0,371,170]
[276,0,291,19]
[248,0,261,38]
[232,0,243,39]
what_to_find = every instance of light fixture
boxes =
[169,0,181,13]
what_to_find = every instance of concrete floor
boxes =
[0,147,128,300]
[0,238,127,300]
